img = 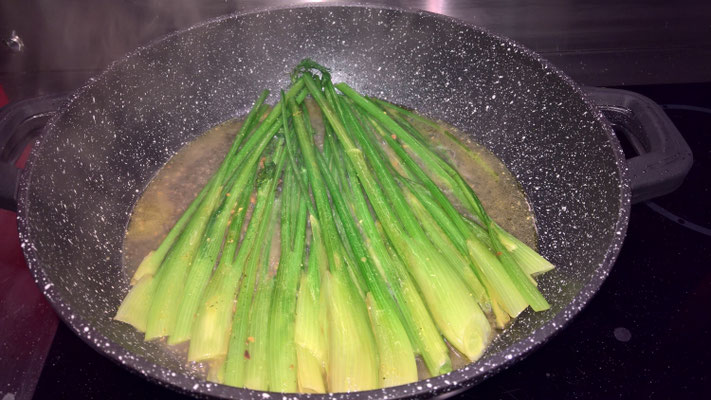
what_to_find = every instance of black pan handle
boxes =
[0,94,67,211]
[583,87,693,204]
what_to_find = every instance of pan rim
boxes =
[17,3,631,399]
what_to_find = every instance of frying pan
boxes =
[0,5,692,399]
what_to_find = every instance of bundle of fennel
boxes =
[115,60,554,393]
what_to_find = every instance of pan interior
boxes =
[20,6,625,396]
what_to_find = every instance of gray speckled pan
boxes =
[14,4,690,400]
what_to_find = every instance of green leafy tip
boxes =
[291,58,331,83]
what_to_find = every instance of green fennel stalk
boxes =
[189,143,286,363]
[289,96,379,392]
[302,72,491,361]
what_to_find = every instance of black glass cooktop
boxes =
[28,82,711,399]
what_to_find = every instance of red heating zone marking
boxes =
[0,83,59,399]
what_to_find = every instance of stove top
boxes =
[2,82,710,399]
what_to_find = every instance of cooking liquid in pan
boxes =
[122,100,538,382]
